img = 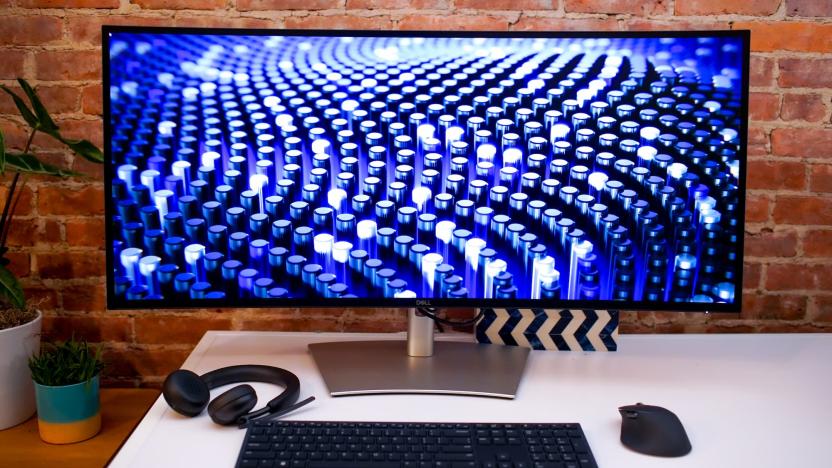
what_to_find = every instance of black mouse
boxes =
[619,403,692,457]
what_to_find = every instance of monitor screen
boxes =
[104,27,748,311]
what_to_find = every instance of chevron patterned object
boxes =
[476,309,619,351]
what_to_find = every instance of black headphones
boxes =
[163,365,315,428]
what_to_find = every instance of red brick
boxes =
[241,316,345,332]
[35,51,101,81]
[6,219,38,248]
[744,262,762,290]
[780,93,827,122]
[38,185,105,215]
[18,0,119,6]
[819,265,832,290]
[456,0,553,9]
[66,16,171,46]
[810,164,832,192]
[104,347,191,379]
[4,218,60,248]
[346,0,447,8]
[172,16,275,28]
[746,126,768,157]
[514,17,620,31]
[745,194,770,223]
[135,315,233,345]
[811,296,832,323]
[803,230,832,257]
[0,121,32,152]
[0,184,34,217]
[8,218,62,246]
[749,55,775,88]
[285,15,395,30]
[773,196,832,225]
[770,128,832,159]
[764,263,816,291]
[0,50,26,80]
[71,157,105,180]
[37,251,105,279]
[6,252,31,278]
[134,0,225,8]
[676,0,780,15]
[0,16,62,46]
[29,130,68,152]
[565,0,668,15]
[27,86,81,115]
[62,282,106,312]
[238,0,341,10]
[748,92,780,121]
[744,229,798,258]
[23,286,59,310]
[779,58,832,89]
[399,15,510,31]
[43,219,62,243]
[735,21,832,53]
[745,195,770,223]
[746,160,805,191]
[65,218,105,248]
[703,321,757,333]
[623,19,730,31]
[81,84,103,116]
[345,316,407,333]
[65,119,103,147]
[741,293,807,320]
[43,314,130,342]
[758,322,832,332]
[787,0,832,17]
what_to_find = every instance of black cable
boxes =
[416,307,485,327]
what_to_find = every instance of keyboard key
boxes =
[308,463,398,468]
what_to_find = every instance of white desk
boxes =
[111,332,831,468]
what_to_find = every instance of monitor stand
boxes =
[308,309,530,399]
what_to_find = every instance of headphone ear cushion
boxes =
[163,369,210,417]
[208,384,258,426]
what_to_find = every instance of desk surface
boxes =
[0,388,159,468]
[111,332,831,468]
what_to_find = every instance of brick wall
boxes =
[0,0,830,386]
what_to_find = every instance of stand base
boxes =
[309,340,530,399]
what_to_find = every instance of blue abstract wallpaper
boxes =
[106,32,746,306]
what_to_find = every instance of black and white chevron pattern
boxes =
[476,309,619,351]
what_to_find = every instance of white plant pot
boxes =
[0,309,41,430]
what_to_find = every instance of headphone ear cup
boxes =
[163,369,210,417]
[208,384,258,426]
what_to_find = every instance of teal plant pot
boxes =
[33,375,101,444]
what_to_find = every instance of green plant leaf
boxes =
[0,263,25,309]
[0,85,38,130]
[58,137,103,164]
[17,79,59,135]
[0,130,6,175]
[29,339,104,386]
[6,152,80,177]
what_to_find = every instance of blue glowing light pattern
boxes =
[106,32,745,305]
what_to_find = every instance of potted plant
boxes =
[29,339,104,444]
[0,79,103,430]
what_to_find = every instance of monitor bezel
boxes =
[102,25,750,312]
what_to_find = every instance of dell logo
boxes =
[415,300,432,306]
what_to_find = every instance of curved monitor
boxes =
[104,27,749,311]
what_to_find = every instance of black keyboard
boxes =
[236,420,597,468]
